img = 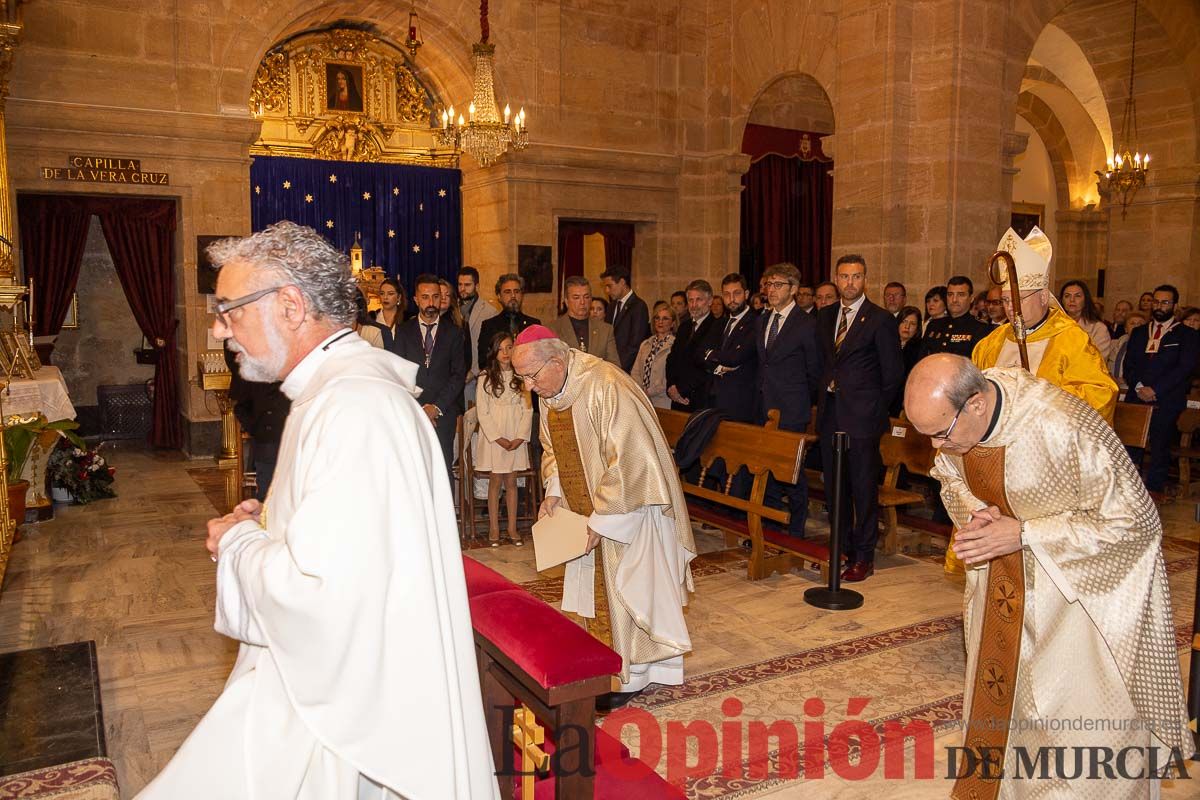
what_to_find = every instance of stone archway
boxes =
[1015,91,1075,212]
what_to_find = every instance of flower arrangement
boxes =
[47,440,117,505]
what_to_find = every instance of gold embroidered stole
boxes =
[952,445,1025,800]
[545,407,612,647]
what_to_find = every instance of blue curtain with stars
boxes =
[250,156,462,291]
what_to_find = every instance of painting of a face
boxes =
[326,63,364,113]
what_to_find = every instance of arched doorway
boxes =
[739,73,835,289]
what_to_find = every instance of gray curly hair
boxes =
[206,221,357,326]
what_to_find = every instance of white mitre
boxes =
[995,226,1053,290]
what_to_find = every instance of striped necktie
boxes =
[835,306,851,352]
[766,312,781,348]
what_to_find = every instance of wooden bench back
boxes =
[1113,401,1153,449]
[1176,407,1200,436]
[880,417,936,477]
[655,408,813,525]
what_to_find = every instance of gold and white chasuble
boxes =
[539,349,696,689]
[932,368,1190,799]
[137,333,498,800]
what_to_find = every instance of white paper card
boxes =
[891,426,907,438]
[532,508,591,572]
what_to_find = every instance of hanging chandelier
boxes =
[434,0,528,167]
[1094,0,1149,219]
[404,1,423,57]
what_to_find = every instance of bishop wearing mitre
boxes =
[137,222,498,799]
[512,326,696,705]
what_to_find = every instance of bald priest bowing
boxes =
[906,355,1190,799]
[137,222,498,800]
[513,325,696,703]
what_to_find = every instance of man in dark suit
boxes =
[393,274,466,474]
[1122,284,1200,493]
[919,275,991,359]
[756,263,822,536]
[816,255,904,581]
[705,273,760,423]
[601,267,651,373]
[477,273,540,368]
[665,279,722,411]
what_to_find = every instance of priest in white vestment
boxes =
[511,326,696,706]
[905,355,1190,800]
[137,222,498,800]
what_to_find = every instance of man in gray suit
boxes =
[549,275,621,365]
[457,265,499,406]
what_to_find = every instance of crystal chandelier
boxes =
[434,0,528,167]
[1094,0,1149,219]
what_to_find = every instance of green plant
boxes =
[47,440,116,505]
[3,417,86,483]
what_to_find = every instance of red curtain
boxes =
[17,194,92,336]
[556,220,635,304]
[739,124,834,289]
[95,199,181,449]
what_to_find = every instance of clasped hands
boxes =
[538,495,601,554]
[952,505,1023,566]
[206,498,262,560]
[666,385,689,405]
[494,437,526,452]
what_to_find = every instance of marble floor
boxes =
[0,446,1196,799]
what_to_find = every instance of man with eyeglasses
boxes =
[141,222,497,799]
[952,227,1117,577]
[905,354,1190,799]
[972,227,1116,423]
[1121,284,1199,494]
[512,325,696,710]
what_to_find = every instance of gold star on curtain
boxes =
[438,189,447,197]
[329,174,338,183]
[434,230,440,239]
[304,194,313,203]
[412,244,421,253]
[362,191,371,200]
[254,186,261,195]
[283,180,292,189]
[326,220,334,229]
[387,230,395,238]
[419,203,424,211]
[392,187,399,196]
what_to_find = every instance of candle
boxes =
[504,103,511,123]
[458,113,465,126]
[469,102,476,122]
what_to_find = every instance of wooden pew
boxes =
[803,417,939,556]
[1171,407,1200,497]
[655,408,829,581]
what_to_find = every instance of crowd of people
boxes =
[237,240,1199,580]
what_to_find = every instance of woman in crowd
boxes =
[710,295,726,320]
[354,292,387,348]
[371,278,406,347]
[632,306,677,409]
[590,296,609,321]
[1181,306,1200,330]
[473,332,533,547]
[1059,279,1112,360]
[1109,311,1146,387]
[924,286,947,331]
[892,305,923,416]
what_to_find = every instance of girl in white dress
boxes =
[474,332,533,546]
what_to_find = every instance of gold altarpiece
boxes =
[249,27,456,168]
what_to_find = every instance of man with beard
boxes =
[477,273,540,370]
[705,272,759,422]
[882,281,907,317]
[1121,284,1199,494]
[457,266,498,406]
[138,222,497,800]
[394,275,467,474]
[665,279,722,411]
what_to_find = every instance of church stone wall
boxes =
[4,0,1198,447]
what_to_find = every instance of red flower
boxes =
[107,467,116,477]
[76,471,88,481]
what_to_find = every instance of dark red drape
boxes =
[95,199,181,449]
[556,220,635,304]
[17,194,92,336]
[739,124,833,289]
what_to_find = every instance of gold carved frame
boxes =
[249,27,457,167]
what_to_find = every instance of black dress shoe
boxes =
[840,561,874,582]
[596,690,643,713]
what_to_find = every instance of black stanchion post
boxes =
[804,431,863,610]
[1188,532,1200,754]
